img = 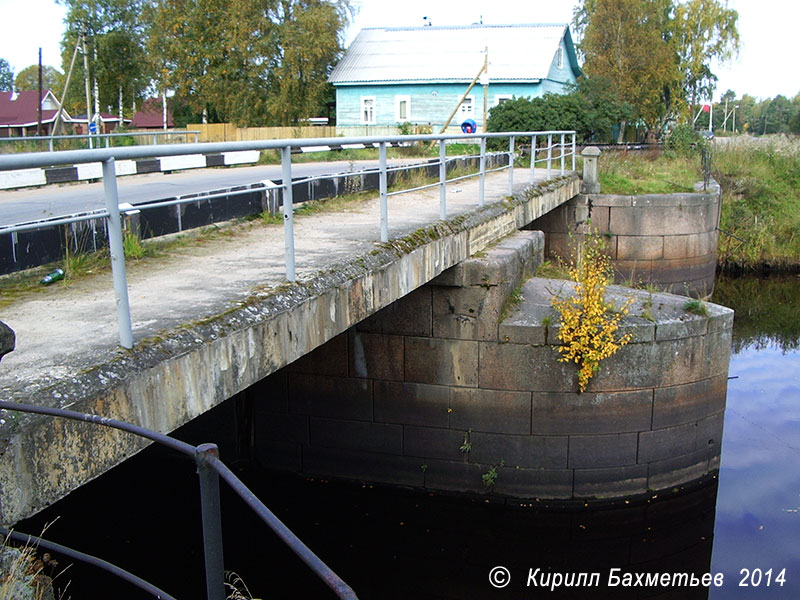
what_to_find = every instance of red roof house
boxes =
[0,90,72,137]
[130,98,174,130]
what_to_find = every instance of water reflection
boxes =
[710,275,800,598]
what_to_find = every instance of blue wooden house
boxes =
[329,23,582,130]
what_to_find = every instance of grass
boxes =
[598,149,700,195]
[683,299,710,317]
[712,136,800,271]
[595,137,800,270]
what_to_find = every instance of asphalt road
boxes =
[0,158,430,227]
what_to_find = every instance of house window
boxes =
[361,97,376,124]
[459,97,474,120]
[495,95,513,106]
[395,95,411,122]
[556,47,564,69]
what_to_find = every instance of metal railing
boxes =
[0,399,359,600]
[0,130,576,349]
[0,130,202,152]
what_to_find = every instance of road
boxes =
[0,158,431,227]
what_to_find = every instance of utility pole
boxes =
[81,24,94,148]
[481,46,489,133]
[37,48,43,136]
[53,36,81,137]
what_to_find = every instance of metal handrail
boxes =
[0,399,359,600]
[0,130,576,349]
[0,130,202,152]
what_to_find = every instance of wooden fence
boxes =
[188,123,432,143]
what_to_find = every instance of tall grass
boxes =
[713,136,800,271]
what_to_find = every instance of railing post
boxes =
[560,133,565,175]
[479,136,486,206]
[572,133,577,172]
[379,142,388,242]
[529,134,537,184]
[546,134,552,180]
[507,135,515,195]
[439,139,447,220]
[195,443,226,600]
[102,158,133,349]
[281,146,296,282]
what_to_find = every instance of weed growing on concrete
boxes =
[499,283,524,323]
[122,231,146,260]
[683,299,710,317]
[541,316,552,327]
[482,459,504,490]
[459,429,473,454]
[552,232,633,392]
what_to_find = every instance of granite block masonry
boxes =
[254,230,733,500]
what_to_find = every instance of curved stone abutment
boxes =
[251,230,733,500]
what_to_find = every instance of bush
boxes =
[487,77,633,144]
[664,124,701,157]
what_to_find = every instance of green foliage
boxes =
[147,0,352,126]
[459,429,472,454]
[598,149,700,194]
[714,137,800,269]
[14,65,64,92]
[0,58,13,92]
[59,0,151,118]
[487,80,633,144]
[575,0,740,134]
[664,124,701,157]
[482,459,504,490]
[683,299,709,317]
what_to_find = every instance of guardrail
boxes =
[0,399,358,600]
[0,130,202,152]
[0,130,576,349]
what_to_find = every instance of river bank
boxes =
[597,135,800,273]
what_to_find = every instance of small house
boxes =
[130,98,174,130]
[0,90,71,137]
[329,23,582,130]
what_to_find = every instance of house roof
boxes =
[329,23,580,85]
[130,98,173,129]
[0,90,69,127]
[73,112,132,124]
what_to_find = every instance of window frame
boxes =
[394,95,411,122]
[360,96,377,125]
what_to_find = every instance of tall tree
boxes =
[14,65,65,92]
[0,59,13,92]
[578,0,679,136]
[147,0,352,126]
[673,0,739,116]
[58,0,151,118]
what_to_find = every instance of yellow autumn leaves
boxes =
[552,233,632,392]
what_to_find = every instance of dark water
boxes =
[15,275,800,599]
[709,276,800,599]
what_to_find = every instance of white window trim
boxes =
[360,96,376,125]
[459,96,475,120]
[394,95,411,122]
[494,94,513,107]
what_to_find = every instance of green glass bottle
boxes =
[40,268,65,285]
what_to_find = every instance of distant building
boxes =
[72,113,131,135]
[329,23,582,130]
[0,90,71,137]
[130,98,174,130]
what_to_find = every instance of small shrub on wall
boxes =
[552,233,633,392]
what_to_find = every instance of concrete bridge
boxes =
[0,138,727,526]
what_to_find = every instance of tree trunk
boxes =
[617,120,626,144]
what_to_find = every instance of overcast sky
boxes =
[0,0,797,101]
